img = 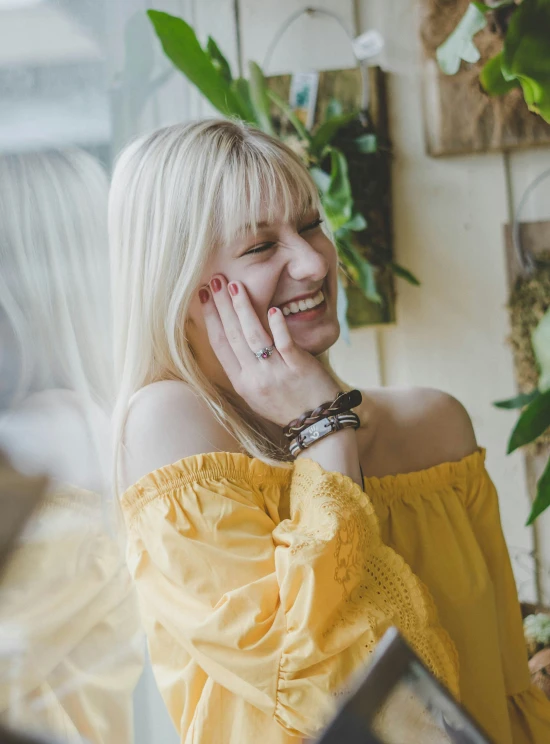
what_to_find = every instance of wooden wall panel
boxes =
[419,0,550,157]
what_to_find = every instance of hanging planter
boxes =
[507,255,550,452]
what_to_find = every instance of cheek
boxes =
[315,233,338,277]
[242,267,281,312]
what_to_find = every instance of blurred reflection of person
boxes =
[0,150,143,744]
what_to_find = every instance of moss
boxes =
[508,254,550,450]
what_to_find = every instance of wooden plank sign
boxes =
[420,0,550,157]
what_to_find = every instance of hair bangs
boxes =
[213,137,321,248]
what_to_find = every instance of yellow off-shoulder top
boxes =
[121,448,550,744]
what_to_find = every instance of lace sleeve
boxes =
[273,457,460,733]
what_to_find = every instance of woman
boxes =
[111,119,550,744]
[0,149,142,743]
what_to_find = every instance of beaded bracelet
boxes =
[288,411,360,457]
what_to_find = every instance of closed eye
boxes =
[243,218,324,256]
[244,242,276,256]
[300,217,324,233]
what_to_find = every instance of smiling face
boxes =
[186,199,341,387]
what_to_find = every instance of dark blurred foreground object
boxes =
[0,725,57,744]
[316,627,494,744]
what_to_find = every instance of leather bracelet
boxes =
[289,411,360,457]
[283,389,363,441]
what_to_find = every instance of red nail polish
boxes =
[211,277,222,292]
[268,307,277,316]
[199,288,209,304]
[228,283,238,296]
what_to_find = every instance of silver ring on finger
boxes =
[254,345,275,360]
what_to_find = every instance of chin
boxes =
[294,318,340,357]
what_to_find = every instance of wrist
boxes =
[296,428,363,489]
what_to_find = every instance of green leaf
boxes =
[507,388,550,453]
[338,237,381,303]
[230,78,258,125]
[147,11,246,119]
[309,166,331,195]
[436,3,488,75]
[266,89,311,141]
[354,133,378,154]
[501,0,550,123]
[527,454,550,524]
[532,308,550,392]
[344,213,368,232]
[310,111,358,157]
[336,271,351,345]
[390,262,421,286]
[206,36,233,84]
[472,1,515,12]
[248,61,275,135]
[323,148,353,231]
[324,98,343,121]
[494,390,540,409]
[480,52,521,95]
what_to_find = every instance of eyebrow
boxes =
[242,211,320,232]
[239,219,275,232]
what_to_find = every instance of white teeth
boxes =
[281,290,324,316]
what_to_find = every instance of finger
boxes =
[267,307,297,365]
[210,276,254,361]
[227,280,274,355]
[199,286,242,380]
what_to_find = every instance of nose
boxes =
[285,233,330,283]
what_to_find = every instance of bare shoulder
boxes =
[411,386,477,453]
[121,380,241,490]
[360,386,478,475]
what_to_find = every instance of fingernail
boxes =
[199,288,210,304]
[228,282,238,296]
[211,277,222,293]
[268,307,277,316]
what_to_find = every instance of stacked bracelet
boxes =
[283,389,363,441]
[288,411,361,457]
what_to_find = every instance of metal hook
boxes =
[262,5,371,115]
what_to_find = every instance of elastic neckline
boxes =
[122,447,487,511]
[362,447,486,499]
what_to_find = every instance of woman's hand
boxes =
[198,275,341,428]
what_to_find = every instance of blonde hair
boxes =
[110,119,346,482]
[0,149,111,410]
